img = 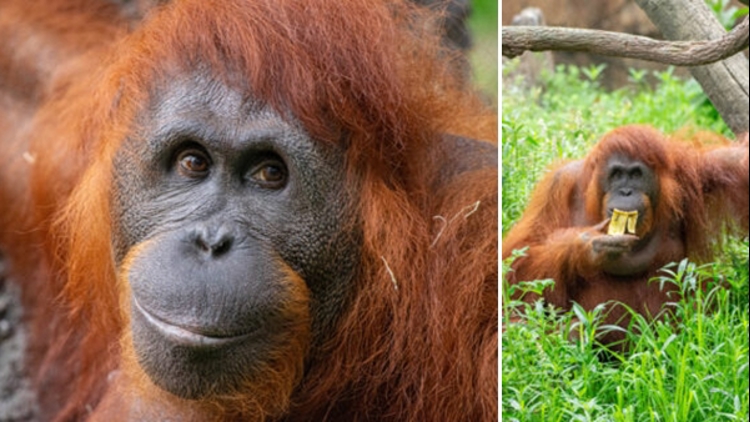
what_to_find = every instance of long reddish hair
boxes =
[21,0,497,420]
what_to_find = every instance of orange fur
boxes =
[503,125,749,346]
[1,0,497,420]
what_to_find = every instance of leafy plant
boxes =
[502,64,748,421]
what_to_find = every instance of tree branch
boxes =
[502,16,748,67]
[635,0,748,135]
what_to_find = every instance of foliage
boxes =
[503,246,749,422]
[470,0,498,31]
[705,0,749,29]
[468,0,498,102]
[502,65,749,421]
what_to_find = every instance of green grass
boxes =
[501,65,749,421]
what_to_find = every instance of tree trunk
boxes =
[635,0,749,135]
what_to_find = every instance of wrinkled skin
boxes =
[590,154,659,276]
[112,73,359,398]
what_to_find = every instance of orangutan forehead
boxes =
[131,71,304,147]
[145,71,265,121]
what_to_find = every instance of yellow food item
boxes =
[608,209,638,235]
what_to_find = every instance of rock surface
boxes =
[0,258,38,422]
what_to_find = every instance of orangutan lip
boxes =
[606,208,641,220]
[607,208,636,216]
[132,298,253,348]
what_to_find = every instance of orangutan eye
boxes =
[610,168,624,181]
[176,149,211,178]
[250,160,287,189]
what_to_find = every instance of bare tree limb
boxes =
[502,16,748,67]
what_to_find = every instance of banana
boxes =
[608,209,638,235]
